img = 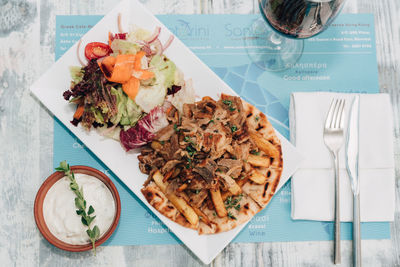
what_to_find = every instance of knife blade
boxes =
[345,95,361,267]
[346,96,360,194]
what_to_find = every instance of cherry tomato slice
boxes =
[84,42,112,61]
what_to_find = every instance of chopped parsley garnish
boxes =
[185,157,192,169]
[186,145,196,156]
[255,116,260,122]
[250,149,260,155]
[231,125,238,133]
[222,100,232,106]
[222,99,236,111]
[227,212,237,220]
[160,141,165,145]
[184,136,196,145]
[209,119,214,124]
[195,189,200,194]
[224,194,243,211]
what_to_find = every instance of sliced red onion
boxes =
[152,38,163,56]
[162,35,174,53]
[141,44,152,56]
[76,39,86,66]
[146,26,161,44]
[118,13,124,33]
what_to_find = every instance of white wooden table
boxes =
[1,0,399,266]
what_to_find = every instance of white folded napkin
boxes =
[289,92,395,222]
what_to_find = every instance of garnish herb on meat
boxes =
[138,94,265,223]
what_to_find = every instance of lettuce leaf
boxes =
[69,66,84,87]
[134,83,167,113]
[127,27,151,43]
[150,55,177,89]
[91,107,105,124]
[110,39,140,55]
[110,86,142,126]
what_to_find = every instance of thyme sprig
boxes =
[56,161,100,254]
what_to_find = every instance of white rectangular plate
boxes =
[30,0,303,264]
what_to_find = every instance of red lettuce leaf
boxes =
[120,105,169,151]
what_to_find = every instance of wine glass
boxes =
[245,0,345,71]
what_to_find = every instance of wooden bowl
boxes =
[34,165,121,252]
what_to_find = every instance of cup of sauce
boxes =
[34,166,121,252]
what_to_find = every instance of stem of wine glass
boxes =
[244,18,304,71]
[269,32,282,47]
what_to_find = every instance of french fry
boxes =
[216,173,242,195]
[191,205,211,226]
[249,170,267,184]
[210,188,228,218]
[247,154,270,167]
[249,131,279,158]
[152,171,199,225]
[152,171,167,191]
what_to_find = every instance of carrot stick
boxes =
[122,77,140,100]
[73,104,85,120]
[108,32,113,47]
[133,69,154,80]
[99,56,116,77]
[134,51,146,70]
[100,54,135,83]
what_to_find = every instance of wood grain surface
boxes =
[0,0,399,266]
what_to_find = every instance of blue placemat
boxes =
[54,14,390,245]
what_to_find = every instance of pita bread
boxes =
[139,96,283,234]
[241,102,283,207]
[141,182,197,229]
[198,194,261,234]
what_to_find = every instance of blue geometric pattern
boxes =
[211,63,289,137]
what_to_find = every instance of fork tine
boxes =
[337,99,346,128]
[325,99,338,129]
[333,99,345,128]
[330,99,341,129]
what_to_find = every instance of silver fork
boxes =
[323,98,346,265]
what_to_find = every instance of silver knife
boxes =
[345,95,361,267]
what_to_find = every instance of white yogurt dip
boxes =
[43,173,116,245]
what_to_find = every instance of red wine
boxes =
[260,0,345,39]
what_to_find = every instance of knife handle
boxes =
[333,153,341,265]
[353,194,362,267]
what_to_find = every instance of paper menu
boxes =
[54,13,389,246]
